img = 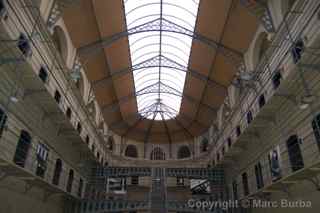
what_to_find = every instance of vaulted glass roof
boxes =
[124,0,200,120]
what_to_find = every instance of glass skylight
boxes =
[124,0,200,120]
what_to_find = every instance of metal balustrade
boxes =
[90,167,224,182]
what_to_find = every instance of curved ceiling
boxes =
[63,0,258,143]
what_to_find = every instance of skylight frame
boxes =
[124,0,200,120]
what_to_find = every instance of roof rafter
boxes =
[77,18,244,67]
[92,55,228,91]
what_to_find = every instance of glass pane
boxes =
[124,0,199,120]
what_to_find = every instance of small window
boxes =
[312,114,320,150]
[54,90,61,103]
[255,162,264,189]
[0,0,5,15]
[85,135,90,144]
[222,147,225,156]
[236,126,241,137]
[77,122,82,133]
[258,94,266,109]
[217,152,220,162]
[131,176,139,185]
[66,108,72,119]
[97,152,100,160]
[91,144,95,153]
[201,138,209,152]
[227,138,232,147]
[38,67,48,83]
[247,111,253,124]
[232,180,238,200]
[52,159,62,185]
[13,130,32,167]
[0,107,8,139]
[78,178,83,197]
[36,143,49,178]
[286,135,304,172]
[66,169,74,193]
[176,177,184,186]
[272,71,282,89]
[18,34,32,57]
[292,39,304,64]
[242,172,250,196]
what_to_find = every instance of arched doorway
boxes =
[177,146,191,159]
[150,147,165,160]
[125,145,138,158]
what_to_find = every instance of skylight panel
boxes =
[124,0,199,120]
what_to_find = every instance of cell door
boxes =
[286,135,304,172]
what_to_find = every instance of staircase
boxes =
[150,167,167,213]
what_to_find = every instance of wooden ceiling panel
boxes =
[92,0,125,37]
[195,0,232,41]
[105,38,131,72]
[189,41,216,77]
[183,75,206,100]
[113,72,135,98]
[180,99,199,119]
[63,0,100,48]
[93,83,117,107]
[197,106,216,126]
[81,53,110,82]
[221,1,259,52]
[202,85,227,109]
[119,99,137,119]
[209,53,236,87]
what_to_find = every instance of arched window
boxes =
[242,172,249,196]
[66,169,74,193]
[52,26,68,61]
[18,33,32,57]
[85,135,90,144]
[150,147,165,160]
[272,70,282,89]
[54,90,61,103]
[78,178,83,197]
[66,107,72,119]
[246,111,253,124]
[0,107,7,139]
[236,126,241,137]
[52,159,62,185]
[258,94,266,109]
[177,146,191,159]
[291,39,304,64]
[107,137,114,151]
[312,114,320,150]
[201,138,208,152]
[13,130,32,167]
[227,138,232,147]
[0,0,5,15]
[255,162,264,190]
[125,145,138,158]
[286,135,304,172]
[77,122,82,133]
[38,67,48,83]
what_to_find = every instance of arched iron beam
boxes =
[77,18,244,67]
[101,82,218,114]
[240,0,275,33]
[92,55,228,91]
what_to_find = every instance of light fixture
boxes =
[10,95,19,103]
[239,72,253,81]
[299,94,315,109]
[70,70,81,81]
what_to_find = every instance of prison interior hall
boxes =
[1,0,320,213]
